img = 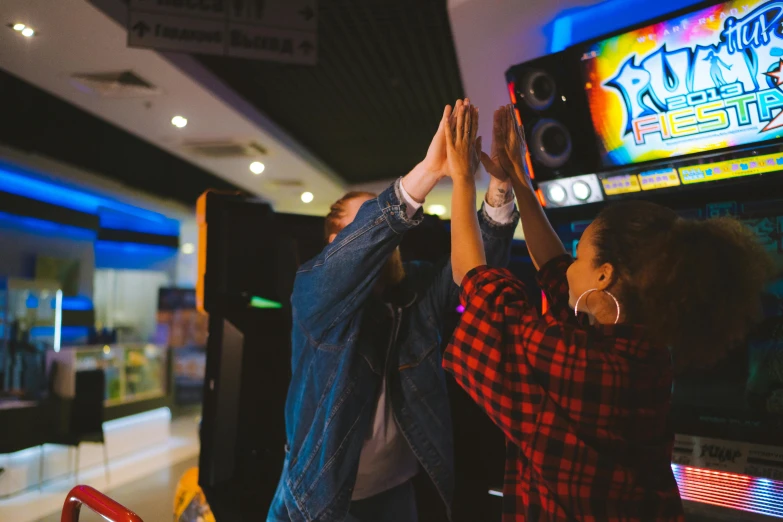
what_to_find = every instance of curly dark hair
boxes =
[591,201,777,370]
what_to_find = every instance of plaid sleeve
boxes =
[443,266,548,446]
[536,254,574,323]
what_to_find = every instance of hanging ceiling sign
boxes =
[128,0,317,65]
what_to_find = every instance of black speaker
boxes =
[506,49,599,182]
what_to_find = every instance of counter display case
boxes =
[47,343,167,405]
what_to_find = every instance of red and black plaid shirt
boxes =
[443,255,684,522]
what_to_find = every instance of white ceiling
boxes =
[0,0,607,223]
[347,0,608,224]
[448,0,604,147]
[0,0,346,216]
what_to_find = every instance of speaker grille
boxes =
[519,70,556,112]
[530,119,572,169]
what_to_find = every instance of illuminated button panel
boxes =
[601,174,641,195]
[639,168,680,190]
[680,152,783,184]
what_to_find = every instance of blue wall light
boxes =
[53,295,93,311]
[0,163,179,237]
[549,0,705,52]
[0,210,97,240]
[95,240,178,270]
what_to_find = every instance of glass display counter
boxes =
[47,343,167,406]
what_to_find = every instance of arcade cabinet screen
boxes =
[581,0,783,167]
[671,211,783,448]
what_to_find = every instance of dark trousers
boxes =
[345,480,418,522]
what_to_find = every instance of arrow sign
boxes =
[132,21,150,38]
[128,0,318,65]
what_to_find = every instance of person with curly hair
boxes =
[441,101,775,521]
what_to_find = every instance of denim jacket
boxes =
[268,179,518,522]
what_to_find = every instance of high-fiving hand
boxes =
[421,98,471,180]
[480,106,514,182]
[480,105,534,192]
[503,105,534,191]
[444,100,481,184]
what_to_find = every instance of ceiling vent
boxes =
[69,70,161,98]
[268,179,304,188]
[181,140,268,158]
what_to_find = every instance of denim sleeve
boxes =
[292,178,423,343]
[420,203,520,328]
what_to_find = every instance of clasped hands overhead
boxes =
[438,99,535,194]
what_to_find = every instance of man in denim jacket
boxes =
[268,102,519,522]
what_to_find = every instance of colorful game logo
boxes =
[582,0,783,167]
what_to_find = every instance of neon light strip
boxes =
[486,465,783,518]
[53,290,63,353]
[0,165,179,236]
[58,295,93,311]
[672,464,783,518]
[250,296,283,309]
[535,189,547,207]
[29,326,90,340]
[94,241,177,254]
[0,209,96,239]
[507,81,517,105]
[548,0,705,53]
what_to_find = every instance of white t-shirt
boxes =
[351,180,515,501]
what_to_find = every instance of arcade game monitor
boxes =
[505,1,783,514]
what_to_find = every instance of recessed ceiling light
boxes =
[21,27,34,38]
[427,204,447,216]
[301,192,314,204]
[171,115,188,128]
[181,242,195,255]
[250,161,265,175]
[13,23,26,31]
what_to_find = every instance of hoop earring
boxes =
[574,288,621,324]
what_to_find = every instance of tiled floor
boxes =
[0,413,200,522]
[36,456,198,522]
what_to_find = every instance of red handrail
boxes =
[61,485,144,522]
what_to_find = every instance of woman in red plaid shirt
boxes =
[440,101,773,521]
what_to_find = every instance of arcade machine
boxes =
[195,190,324,520]
[505,0,783,519]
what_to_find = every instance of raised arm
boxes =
[417,182,518,328]
[446,101,486,285]
[292,180,420,342]
[293,108,456,343]
[482,106,567,271]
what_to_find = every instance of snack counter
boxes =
[47,343,168,407]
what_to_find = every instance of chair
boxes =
[0,400,48,495]
[46,369,109,485]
